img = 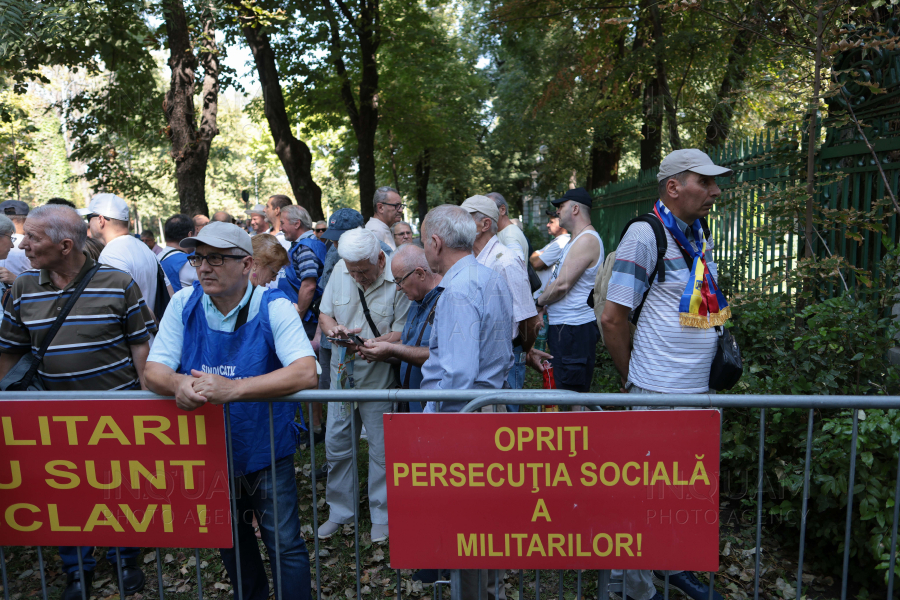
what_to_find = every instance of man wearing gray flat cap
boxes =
[600,148,731,600]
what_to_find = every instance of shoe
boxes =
[63,570,93,600]
[312,462,329,481]
[298,427,326,447]
[317,520,344,539]
[412,569,448,584]
[110,558,145,596]
[653,571,723,600]
[371,523,389,543]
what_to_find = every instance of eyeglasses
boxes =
[315,228,327,233]
[382,202,406,210]
[395,267,420,289]
[188,253,248,267]
[395,231,412,238]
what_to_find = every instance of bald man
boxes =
[357,244,441,405]
[212,211,233,223]
[193,214,210,232]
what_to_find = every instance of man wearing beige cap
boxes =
[461,195,541,396]
[145,221,318,600]
[78,194,173,319]
[245,203,269,236]
[600,149,730,600]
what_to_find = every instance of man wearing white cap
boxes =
[144,221,318,600]
[78,194,173,319]
[245,203,269,236]
[601,149,730,600]
[461,195,542,396]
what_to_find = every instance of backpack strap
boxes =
[618,213,668,326]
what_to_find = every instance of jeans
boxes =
[221,455,311,600]
[59,546,140,574]
[505,345,526,412]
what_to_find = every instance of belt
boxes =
[512,335,523,348]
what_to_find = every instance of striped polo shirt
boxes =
[607,220,719,393]
[0,254,157,391]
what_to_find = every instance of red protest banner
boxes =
[384,410,720,571]
[0,400,232,548]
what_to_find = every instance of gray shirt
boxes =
[420,254,514,412]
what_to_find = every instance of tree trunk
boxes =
[705,31,755,148]
[649,4,681,150]
[640,77,663,171]
[241,19,324,221]
[413,148,430,223]
[325,0,380,220]
[586,131,620,190]
[162,0,218,217]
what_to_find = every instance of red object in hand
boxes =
[541,361,556,389]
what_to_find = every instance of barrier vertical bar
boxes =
[795,409,815,599]
[558,570,563,599]
[36,547,48,600]
[450,570,462,600]
[707,575,715,600]
[477,570,483,600]
[307,402,322,600]
[268,402,283,600]
[396,569,401,600]
[887,442,900,599]
[497,570,501,600]
[622,570,626,599]
[350,411,362,600]
[597,571,610,600]
[0,547,8,600]
[535,569,540,600]
[76,548,87,600]
[225,404,244,600]
[576,570,582,600]
[114,547,125,599]
[156,548,165,600]
[664,572,669,600]
[195,548,203,600]
[519,569,523,600]
[753,409,765,600]
[840,409,860,600]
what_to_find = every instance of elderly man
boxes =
[0,204,156,600]
[140,229,163,254]
[418,204,513,598]
[486,192,529,262]
[357,244,441,408]
[316,227,410,543]
[314,220,328,240]
[246,204,269,236]
[0,199,32,282]
[158,214,198,291]
[0,215,16,298]
[265,195,293,250]
[144,222,318,600]
[536,188,603,395]
[78,194,173,319]
[279,205,327,340]
[391,221,413,248]
[212,210,233,223]
[365,186,404,250]
[193,213,210,232]
[461,195,541,394]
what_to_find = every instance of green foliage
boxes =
[0,88,36,199]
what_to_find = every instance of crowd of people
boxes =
[0,148,733,600]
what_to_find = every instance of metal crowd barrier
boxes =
[2,390,900,600]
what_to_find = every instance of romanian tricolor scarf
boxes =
[654,200,731,328]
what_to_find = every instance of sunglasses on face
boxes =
[315,228,327,233]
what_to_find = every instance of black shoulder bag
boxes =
[0,263,101,391]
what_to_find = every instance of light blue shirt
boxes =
[148,283,316,371]
[419,254,514,412]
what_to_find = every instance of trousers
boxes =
[324,400,391,525]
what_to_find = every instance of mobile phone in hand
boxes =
[348,334,367,346]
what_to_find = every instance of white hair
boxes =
[281,205,312,230]
[338,227,382,264]
[393,243,430,272]
[472,211,498,234]
[374,186,399,206]
[486,192,507,213]
[0,215,14,237]
[28,205,87,252]
[421,205,476,251]
[391,221,411,233]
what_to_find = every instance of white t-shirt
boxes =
[497,224,529,262]
[533,234,570,299]
[274,230,291,252]
[0,233,31,277]
[158,246,199,290]
[366,217,397,251]
[475,235,537,338]
[99,234,171,309]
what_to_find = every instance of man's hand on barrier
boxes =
[174,373,207,411]
[526,348,553,372]
[190,369,237,404]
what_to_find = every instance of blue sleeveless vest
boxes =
[277,236,327,322]
[160,249,191,291]
[179,283,299,475]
